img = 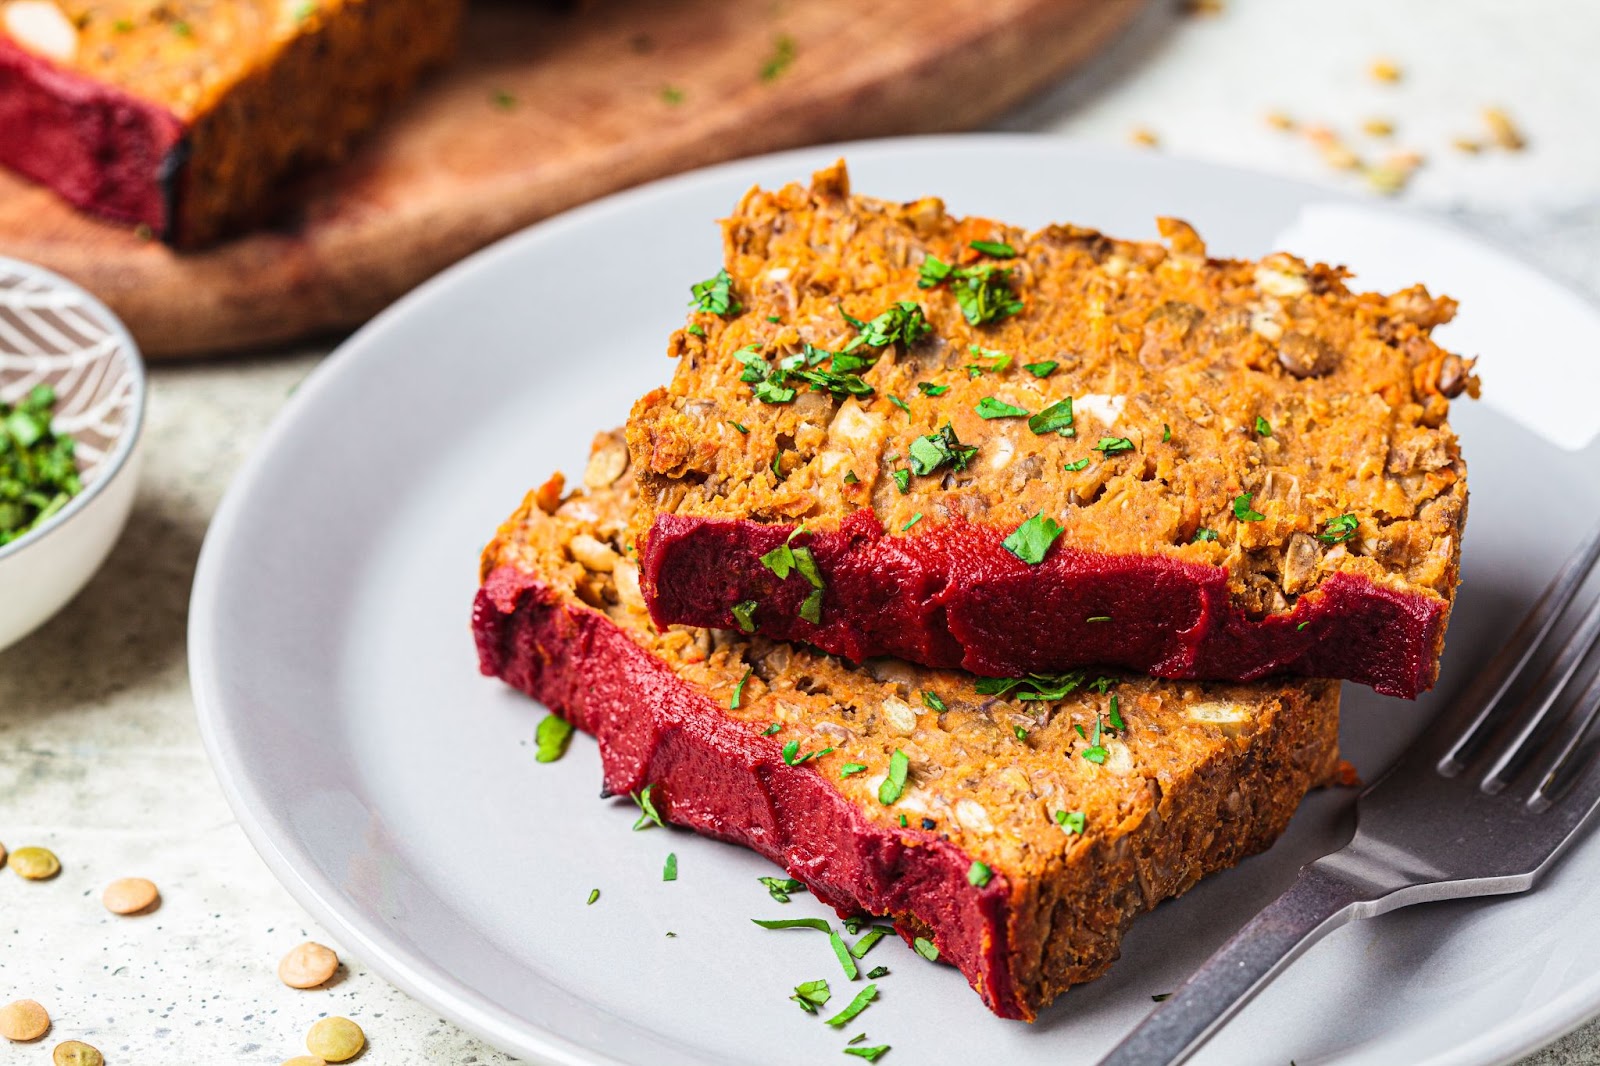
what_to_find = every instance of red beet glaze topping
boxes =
[0,40,182,235]
[474,565,1028,1019]
[640,510,1445,699]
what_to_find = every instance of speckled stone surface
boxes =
[4,0,1600,1062]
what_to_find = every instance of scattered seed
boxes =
[1320,143,1362,170]
[102,876,159,915]
[52,1040,104,1066]
[1264,110,1295,131]
[1369,58,1402,83]
[1128,126,1159,148]
[0,999,50,1042]
[305,1016,365,1062]
[1451,136,1483,155]
[1361,118,1394,138]
[11,846,59,880]
[1483,107,1526,150]
[280,1058,324,1066]
[1363,165,1409,196]
[279,941,340,989]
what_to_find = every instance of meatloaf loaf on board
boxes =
[0,0,462,246]
[473,430,1343,1020]
[627,162,1477,699]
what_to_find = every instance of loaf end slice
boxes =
[626,161,1475,697]
[474,430,1343,1019]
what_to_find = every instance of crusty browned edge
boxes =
[175,0,464,246]
[474,480,1342,1018]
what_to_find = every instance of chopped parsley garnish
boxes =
[1298,620,1310,631]
[921,690,946,712]
[825,984,879,1028]
[921,259,1024,325]
[0,384,81,546]
[908,422,979,476]
[1028,396,1075,436]
[490,88,517,111]
[534,714,574,763]
[888,395,911,415]
[731,667,754,709]
[840,763,866,778]
[917,382,950,396]
[969,239,1017,258]
[844,470,859,485]
[732,599,759,633]
[1192,527,1219,542]
[728,420,749,434]
[1162,423,1171,442]
[913,937,939,961]
[866,966,889,979]
[1108,694,1125,731]
[850,927,891,958]
[1089,675,1117,693]
[844,1046,890,1062]
[631,785,664,830]
[964,344,1013,376]
[1092,436,1135,454]
[753,916,834,932]
[1319,513,1359,543]
[1002,513,1064,565]
[767,314,782,323]
[587,888,600,905]
[1086,615,1110,623]
[791,978,832,1014]
[1082,742,1109,764]
[1013,725,1029,741]
[901,513,923,532]
[762,722,781,736]
[792,545,824,590]
[899,814,908,827]
[830,931,860,980]
[760,525,807,578]
[686,324,706,337]
[663,853,678,881]
[759,32,797,82]
[760,876,806,902]
[848,1033,868,1046]
[878,749,909,805]
[967,861,992,887]
[1062,457,1090,473]
[841,301,931,352]
[976,670,1087,700]
[891,468,910,494]
[1233,493,1267,522]
[689,268,741,316]
[1056,810,1086,834]
[1024,361,1058,378]
[1255,415,1273,437]
[800,587,824,624]
[660,85,686,106]
[782,739,833,766]
[975,396,1029,419]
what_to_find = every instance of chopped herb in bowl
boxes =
[0,384,81,546]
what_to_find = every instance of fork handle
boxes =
[1096,863,1370,1066]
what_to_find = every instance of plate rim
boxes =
[188,132,1600,1066]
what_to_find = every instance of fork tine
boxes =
[1527,659,1600,813]
[1438,519,1600,775]
[1480,593,1600,793]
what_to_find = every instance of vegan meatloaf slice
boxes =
[473,429,1343,1020]
[0,0,462,246]
[626,161,1477,699]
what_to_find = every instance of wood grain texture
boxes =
[0,0,1142,358]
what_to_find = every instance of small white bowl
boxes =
[0,257,145,653]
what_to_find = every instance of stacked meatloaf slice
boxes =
[0,0,464,245]
[626,162,1476,698]
[473,431,1342,1020]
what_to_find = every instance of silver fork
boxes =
[1099,518,1600,1066]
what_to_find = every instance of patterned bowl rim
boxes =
[0,255,146,565]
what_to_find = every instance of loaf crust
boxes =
[626,161,1475,697]
[0,0,463,245]
[473,431,1342,1019]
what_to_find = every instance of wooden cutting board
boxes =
[0,0,1142,358]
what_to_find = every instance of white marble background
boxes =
[3,0,1599,1062]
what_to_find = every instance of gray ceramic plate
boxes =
[189,136,1600,1066]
